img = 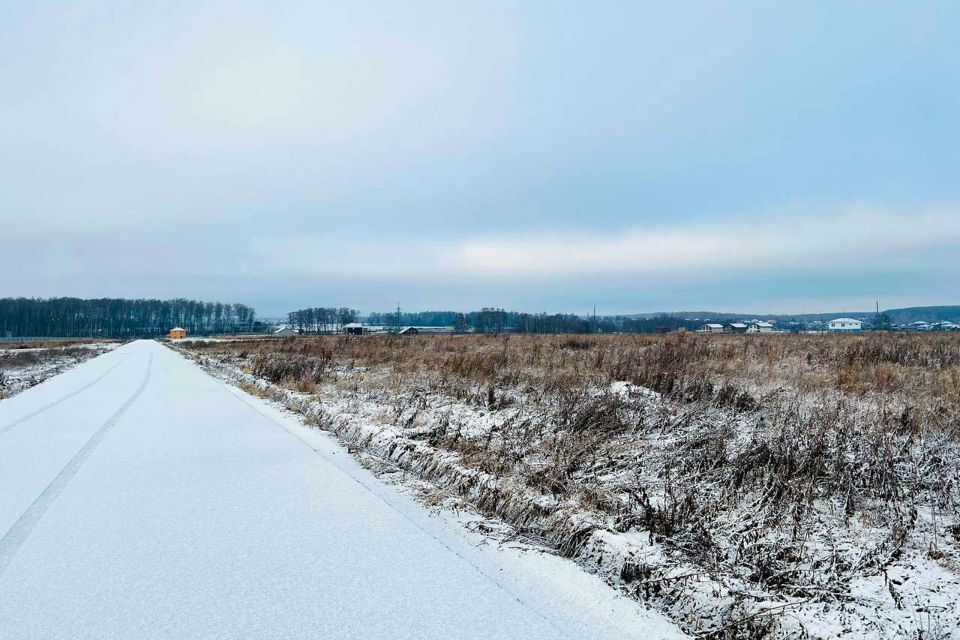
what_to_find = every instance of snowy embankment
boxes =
[177,344,960,640]
[2,341,686,640]
[0,343,119,399]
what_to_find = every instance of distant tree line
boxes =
[0,297,256,338]
[365,310,461,327]
[361,307,708,334]
[363,308,512,332]
[286,307,359,334]
[510,312,704,334]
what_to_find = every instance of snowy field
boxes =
[180,333,960,639]
[0,341,119,399]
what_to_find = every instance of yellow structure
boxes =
[169,327,187,340]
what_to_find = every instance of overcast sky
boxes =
[2,1,958,316]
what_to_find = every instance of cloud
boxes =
[2,2,959,315]
[5,206,957,316]
[446,208,960,277]
[239,207,960,292]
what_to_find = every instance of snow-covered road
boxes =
[0,340,683,639]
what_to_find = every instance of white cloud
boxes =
[240,207,960,285]
[446,208,960,276]
[28,203,954,292]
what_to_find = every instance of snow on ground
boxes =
[0,341,686,639]
[180,343,960,640]
[608,380,662,401]
[217,377,687,640]
[0,342,119,399]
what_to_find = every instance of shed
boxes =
[169,327,187,340]
[273,326,297,337]
[343,323,366,335]
[398,327,419,335]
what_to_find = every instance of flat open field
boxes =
[182,332,960,639]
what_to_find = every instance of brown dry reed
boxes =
[185,332,960,636]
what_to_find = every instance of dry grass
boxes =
[0,346,92,370]
[187,331,960,405]
[184,332,960,637]
[0,338,117,350]
[0,341,118,398]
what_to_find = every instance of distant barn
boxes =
[169,327,187,339]
[343,323,366,335]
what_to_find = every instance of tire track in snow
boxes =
[0,354,129,439]
[0,354,152,578]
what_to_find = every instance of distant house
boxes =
[273,326,297,337]
[723,323,748,334]
[828,318,862,332]
[168,327,187,340]
[907,321,931,331]
[343,322,366,335]
[699,323,724,334]
[936,321,960,331]
[747,321,774,333]
[398,327,419,335]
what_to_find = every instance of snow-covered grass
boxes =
[0,341,120,399]
[178,333,960,639]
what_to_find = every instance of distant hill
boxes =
[623,305,960,324]
[883,306,960,324]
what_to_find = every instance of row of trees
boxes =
[0,297,256,338]
[286,307,359,334]
[366,310,460,327]
[363,307,706,334]
[475,311,701,334]
[361,308,509,333]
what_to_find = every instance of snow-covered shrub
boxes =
[181,332,960,639]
